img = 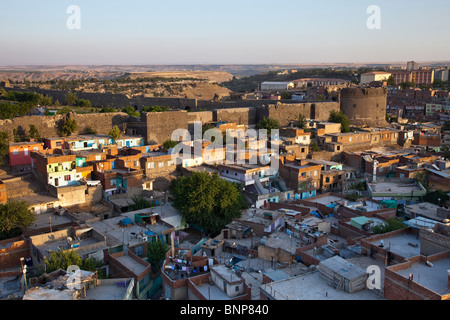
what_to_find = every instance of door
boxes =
[54,178,59,186]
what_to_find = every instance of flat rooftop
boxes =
[194,282,233,300]
[405,202,448,222]
[264,232,301,254]
[211,264,244,283]
[25,212,73,231]
[82,279,132,300]
[368,232,421,259]
[89,207,175,248]
[395,258,450,296]
[368,181,424,194]
[115,254,148,276]
[260,271,384,300]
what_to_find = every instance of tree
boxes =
[122,106,140,117]
[0,131,10,167]
[0,200,35,239]
[412,171,428,190]
[108,126,122,140]
[65,92,78,106]
[170,172,247,235]
[13,129,21,142]
[60,115,78,136]
[163,139,178,149]
[130,194,152,210]
[141,105,170,112]
[423,190,449,206]
[147,241,168,270]
[42,249,100,274]
[29,124,40,140]
[41,95,53,106]
[297,113,307,129]
[387,76,396,86]
[371,218,407,234]
[442,121,450,131]
[76,99,92,108]
[100,107,116,113]
[256,117,279,136]
[328,110,351,133]
[310,142,320,152]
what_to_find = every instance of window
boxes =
[235,286,240,292]
[56,142,62,147]
[12,149,19,155]
[64,175,71,181]
[167,160,174,166]
[158,162,164,168]
[33,147,39,151]
[148,162,155,169]
[325,177,330,183]
[134,161,139,167]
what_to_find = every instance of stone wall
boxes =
[0,112,129,139]
[340,87,388,127]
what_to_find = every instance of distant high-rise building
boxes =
[435,68,449,82]
[406,61,420,72]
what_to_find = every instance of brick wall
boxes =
[384,252,450,300]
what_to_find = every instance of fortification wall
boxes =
[340,87,388,127]
[257,102,339,126]
[0,112,129,139]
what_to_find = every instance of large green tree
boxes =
[0,131,10,167]
[60,115,78,136]
[65,92,78,106]
[256,117,279,136]
[0,200,35,239]
[42,249,100,274]
[170,172,247,235]
[328,110,351,133]
[147,241,168,270]
[108,125,122,140]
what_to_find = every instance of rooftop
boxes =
[368,181,425,195]
[259,270,384,300]
[367,231,421,259]
[394,257,450,296]
[81,278,133,300]
[114,254,148,276]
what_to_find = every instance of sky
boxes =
[0,0,449,65]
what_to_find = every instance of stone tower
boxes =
[340,87,388,127]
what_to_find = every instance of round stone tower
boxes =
[340,87,388,127]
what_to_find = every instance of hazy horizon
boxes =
[1,0,449,65]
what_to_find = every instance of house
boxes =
[28,225,108,266]
[384,251,450,300]
[64,135,115,152]
[140,151,176,179]
[187,264,251,300]
[278,159,322,200]
[31,149,81,188]
[260,81,294,91]
[161,248,219,300]
[115,135,145,149]
[9,141,44,170]
[108,250,153,300]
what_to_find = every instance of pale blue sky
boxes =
[0,0,449,65]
